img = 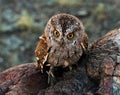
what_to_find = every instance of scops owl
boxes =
[35,13,88,83]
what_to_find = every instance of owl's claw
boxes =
[46,71,54,85]
[46,66,56,85]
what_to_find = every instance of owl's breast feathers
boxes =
[35,33,88,73]
[35,34,49,73]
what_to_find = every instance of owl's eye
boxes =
[67,33,74,40]
[53,30,60,38]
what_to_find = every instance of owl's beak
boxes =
[61,38,64,45]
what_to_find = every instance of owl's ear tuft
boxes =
[50,19,56,26]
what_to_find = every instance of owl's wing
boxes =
[35,34,48,73]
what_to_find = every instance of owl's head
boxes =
[44,13,87,48]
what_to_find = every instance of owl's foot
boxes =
[46,66,56,86]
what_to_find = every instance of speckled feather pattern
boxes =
[35,13,88,74]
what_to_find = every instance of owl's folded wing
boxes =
[35,34,48,73]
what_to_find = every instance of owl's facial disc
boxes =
[46,13,85,47]
[51,26,77,46]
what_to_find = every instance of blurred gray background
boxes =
[0,0,120,71]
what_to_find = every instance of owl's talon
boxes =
[46,71,51,84]
[49,66,55,77]
[46,66,56,85]
[46,71,55,85]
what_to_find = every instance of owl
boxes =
[35,13,88,84]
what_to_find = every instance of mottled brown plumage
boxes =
[35,13,88,84]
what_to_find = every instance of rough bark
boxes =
[0,28,120,95]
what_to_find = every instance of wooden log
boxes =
[0,28,120,95]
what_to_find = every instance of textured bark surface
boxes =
[0,28,120,95]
